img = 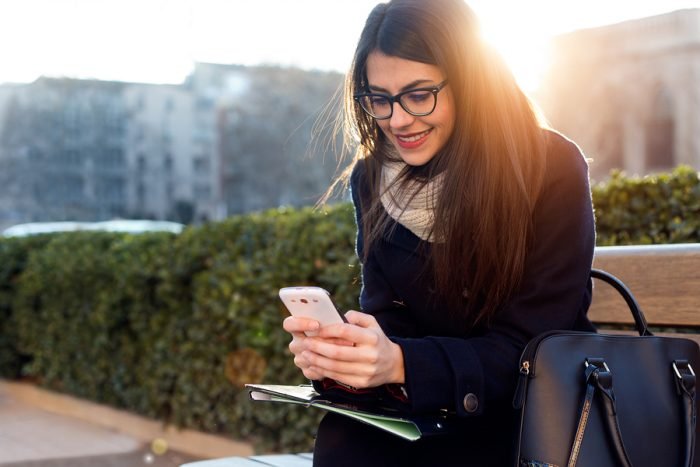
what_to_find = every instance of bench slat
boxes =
[181,454,313,467]
[591,244,700,327]
[180,458,268,467]
[250,454,314,467]
[594,328,700,347]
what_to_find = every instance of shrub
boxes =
[0,234,54,378]
[592,166,700,245]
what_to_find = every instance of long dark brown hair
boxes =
[327,0,547,325]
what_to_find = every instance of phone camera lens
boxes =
[300,298,308,304]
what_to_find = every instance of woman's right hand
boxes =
[283,316,323,380]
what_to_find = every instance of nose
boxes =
[389,102,415,129]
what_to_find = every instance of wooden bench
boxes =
[590,243,700,345]
[181,243,700,467]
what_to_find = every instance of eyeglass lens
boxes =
[359,89,436,119]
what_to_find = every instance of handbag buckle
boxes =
[672,360,695,379]
[584,358,610,372]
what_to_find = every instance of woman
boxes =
[283,0,596,465]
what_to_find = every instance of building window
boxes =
[137,181,146,201]
[164,153,173,172]
[98,177,125,202]
[645,86,675,171]
[194,184,211,199]
[137,153,146,171]
[106,148,124,168]
[193,156,210,173]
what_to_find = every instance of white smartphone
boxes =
[279,286,347,335]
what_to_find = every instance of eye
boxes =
[405,90,431,103]
[369,95,390,107]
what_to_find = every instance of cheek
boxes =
[376,120,392,137]
[438,94,457,134]
[444,117,456,140]
[436,105,456,138]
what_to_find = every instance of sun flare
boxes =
[477,18,551,93]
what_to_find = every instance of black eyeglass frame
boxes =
[353,80,449,120]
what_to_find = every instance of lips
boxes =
[395,129,432,149]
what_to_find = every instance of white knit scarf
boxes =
[379,160,443,242]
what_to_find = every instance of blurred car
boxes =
[1,220,185,237]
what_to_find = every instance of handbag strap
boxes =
[566,358,633,467]
[567,358,697,467]
[673,360,697,467]
[590,269,652,337]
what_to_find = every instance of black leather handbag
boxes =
[513,269,699,467]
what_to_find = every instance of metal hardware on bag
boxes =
[520,361,530,375]
[584,358,610,372]
[513,361,531,409]
[673,361,695,379]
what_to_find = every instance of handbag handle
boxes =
[590,269,652,337]
[566,358,633,467]
[567,358,697,467]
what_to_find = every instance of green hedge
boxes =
[0,234,54,378]
[592,166,700,245]
[3,205,359,452]
[0,166,698,452]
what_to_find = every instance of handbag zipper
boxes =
[512,330,586,409]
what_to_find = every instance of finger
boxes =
[302,349,375,374]
[293,354,311,369]
[304,339,370,363]
[283,316,320,334]
[302,367,323,380]
[325,337,355,347]
[288,337,307,355]
[344,310,379,329]
[317,323,379,346]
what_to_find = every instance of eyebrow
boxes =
[368,79,437,93]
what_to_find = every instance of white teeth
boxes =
[397,129,430,142]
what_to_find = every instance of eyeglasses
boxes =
[353,80,448,120]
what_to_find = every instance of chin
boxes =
[397,150,435,167]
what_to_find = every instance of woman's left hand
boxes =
[301,310,405,389]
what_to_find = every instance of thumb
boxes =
[345,310,379,329]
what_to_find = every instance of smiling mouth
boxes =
[396,129,431,143]
[395,129,432,149]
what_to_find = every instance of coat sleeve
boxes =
[388,136,596,416]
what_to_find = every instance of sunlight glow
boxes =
[0,0,699,85]
[477,20,551,93]
[469,2,561,92]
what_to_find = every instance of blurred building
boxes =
[0,64,343,229]
[0,78,129,223]
[123,83,212,222]
[213,65,342,215]
[538,9,700,181]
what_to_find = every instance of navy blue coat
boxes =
[313,130,596,466]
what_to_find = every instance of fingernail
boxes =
[310,321,320,330]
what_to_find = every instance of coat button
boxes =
[463,393,479,413]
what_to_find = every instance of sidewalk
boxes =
[0,381,254,466]
[0,391,195,466]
